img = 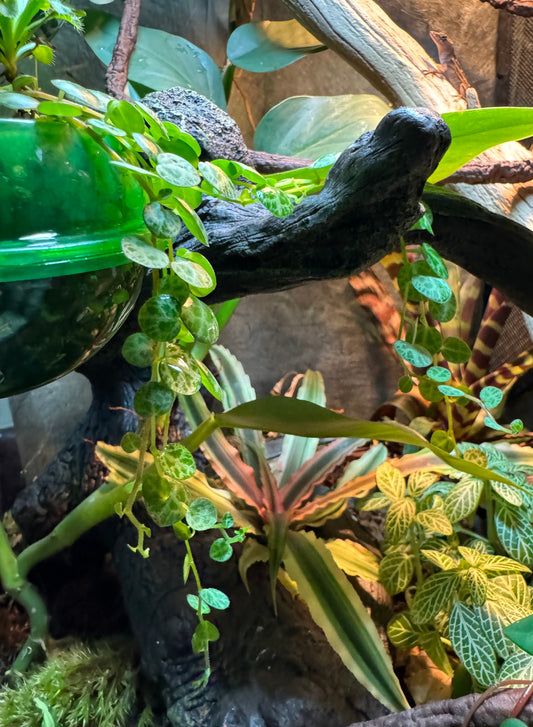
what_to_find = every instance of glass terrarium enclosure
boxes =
[0,119,146,398]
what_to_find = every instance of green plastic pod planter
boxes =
[0,118,147,398]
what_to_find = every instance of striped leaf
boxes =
[421,549,458,571]
[475,601,524,660]
[499,651,533,682]
[475,554,530,576]
[410,571,462,624]
[386,498,416,543]
[387,612,419,649]
[376,462,406,501]
[359,492,391,511]
[465,568,488,605]
[283,530,408,711]
[491,480,523,507]
[444,477,483,523]
[379,552,415,594]
[449,602,498,688]
[416,508,453,536]
[487,574,532,607]
[407,470,440,498]
[495,501,533,567]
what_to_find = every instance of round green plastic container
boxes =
[0,119,147,398]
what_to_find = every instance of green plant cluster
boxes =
[360,445,533,689]
[0,639,152,727]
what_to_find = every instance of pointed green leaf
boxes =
[379,552,414,594]
[394,340,433,368]
[376,462,406,500]
[421,549,458,571]
[465,568,488,605]
[441,337,472,364]
[499,651,533,682]
[475,601,523,660]
[444,477,483,523]
[495,501,533,567]
[416,509,453,536]
[407,470,440,498]
[387,612,419,649]
[491,480,523,507]
[359,492,392,511]
[199,161,238,199]
[449,602,497,687]
[419,630,453,676]
[411,275,452,304]
[325,539,380,581]
[284,530,408,711]
[386,498,416,543]
[410,571,462,624]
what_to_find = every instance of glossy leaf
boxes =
[283,530,408,711]
[122,332,153,368]
[143,202,182,239]
[504,614,533,655]
[138,295,182,342]
[84,11,226,108]
[441,337,472,364]
[227,19,325,72]
[394,340,432,368]
[254,94,390,159]
[51,79,110,112]
[160,348,202,395]
[106,99,144,133]
[430,107,533,183]
[158,443,196,480]
[422,243,448,278]
[37,100,82,117]
[199,588,230,610]
[181,296,219,344]
[411,275,452,304]
[186,498,218,531]
[134,381,174,417]
[449,602,497,688]
[199,161,238,199]
[121,236,169,268]
[172,251,216,294]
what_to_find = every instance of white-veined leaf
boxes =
[410,571,462,624]
[444,477,483,523]
[416,508,453,536]
[499,651,533,682]
[465,568,488,605]
[449,602,498,688]
[387,612,419,649]
[407,470,440,498]
[495,501,533,567]
[386,498,416,543]
[376,462,406,500]
[379,552,414,594]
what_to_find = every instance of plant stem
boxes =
[483,480,499,549]
[0,519,48,674]
[181,413,218,452]
[410,526,423,586]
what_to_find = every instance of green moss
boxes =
[0,638,153,727]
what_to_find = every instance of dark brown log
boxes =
[479,0,533,16]
[105,0,142,99]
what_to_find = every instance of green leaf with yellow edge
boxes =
[325,539,380,581]
[283,530,409,711]
[430,107,533,183]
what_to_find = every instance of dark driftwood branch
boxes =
[479,0,533,16]
[442,158,533,185]
[354,689,533,727]
[105,0,141,99]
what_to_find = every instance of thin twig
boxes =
[105,0,142,100]
[479,0,533,17]
[441,158,533,185]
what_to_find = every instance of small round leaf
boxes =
[186,498,218,531]
[199,588,230,610]
[394,340,433,368]
[156,153,201,187]
[134,381,174,417]
[143,202,182,239]
[181,297,219,344]
[412,275,452,304]
[106,99,145,133]
[429,293,457,323]
[427,366,451,382]
[210,538,233,562]
[122,332,153,367]
[121,236,169,268]
[121,432,142,453]
[479,386,503,409]
[422,243,448,278]
[138,295,182,342]
[441,337,472,364]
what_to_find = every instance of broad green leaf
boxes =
[426,366,451,383]
[86,118,128,137]
[441,337,472,364]
[210,538,233,562]
[414,326,442,355]
[394,340,432,368]
[122,332,153,368]
[255,186,294,217]
[411,276,452,304]
[227,19,325,72]
[379,552,414,594]
[172,251,215,293]
[211,159,267,184]
[134,381,174,417]
[430,107,533,183]
[449,602,497,687]
[0,91,37,110]
[143,202,182,239]
[37,100,83,117]
[106,99,144,133]
[410,571,462,624]
[34,698,59,727]
[429,293,457,323]
[121,235,169,268]
[495,501,533,567]
[480,386,503,409]
[476,601,522,660]
[84,11,226,108]
[387,613,419,649]
[181,296,219,345]
[325,539,380,581]
[199,161,238,199]
[283,530,408,711]
[416,509,453,536]
[504,614,533,655]
[186,498,218,531]
[254,94,390,159]
[211,397,518,487]
[191,619,220,652]
[51,79,110,112]
[444,477,483,523]
[386,498,416,543]
[376,462,405,500]
[474,553,530,576]
[138,294,182,342]
[499,651,533,682]
[491,476,523,507]
[199,587,230,610]
[421,244,448,279]
[156,153,201,187]
[157,443,196,480]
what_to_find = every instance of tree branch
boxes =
[442,158,533,185]
[105,0,141,100]
[479,0,533,16]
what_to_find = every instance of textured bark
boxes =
[479,0,533,16]
[105,0,141,100]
